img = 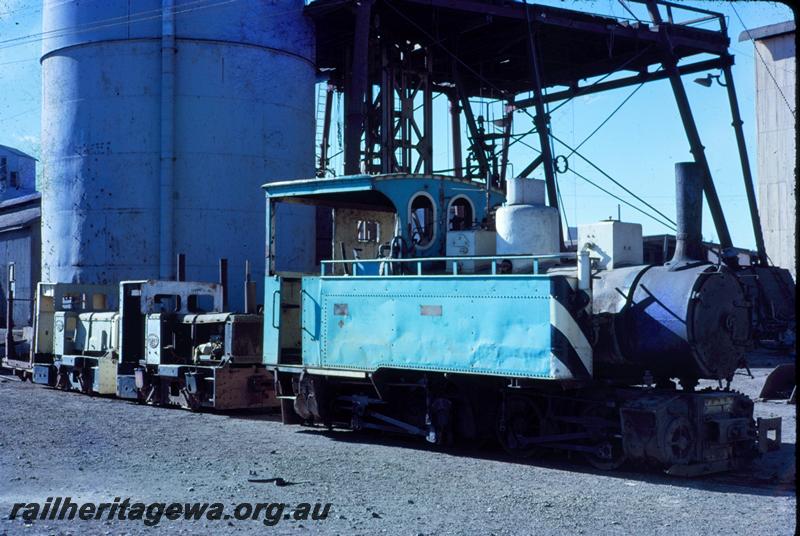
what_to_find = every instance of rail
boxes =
[320,251,591,284]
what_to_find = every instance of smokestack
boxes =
[668,162,704,267]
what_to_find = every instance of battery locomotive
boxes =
[28,271,276,411]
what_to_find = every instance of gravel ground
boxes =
[0,350,795,536]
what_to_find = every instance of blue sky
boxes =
[0,0,794,249]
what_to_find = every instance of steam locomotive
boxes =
[262,163,782,476]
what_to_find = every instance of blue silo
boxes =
[40,0,317,310]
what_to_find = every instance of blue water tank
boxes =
[40,0,316,310]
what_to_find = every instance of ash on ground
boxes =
[0,349,794,536]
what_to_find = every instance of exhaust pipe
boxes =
[244,260,257,314]
[176,253,186,281]
[219,258,228,310]
[667,162,704,267]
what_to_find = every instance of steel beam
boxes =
[448,93,463,178]
[518,154,544,178]
[319,84,334,176]
[380,46,394,173]
[524,4,563,249]
[645,0,732,250]
[514,57,731,109]
[391,0,729,53]
[499,103,513,184]
[422,49,434,175]
[453,62,490,179]
[720,59,767,263]
[344,0,372,175]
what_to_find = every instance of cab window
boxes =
[409,194,435,248]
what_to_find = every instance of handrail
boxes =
[322,253,574,265]
[320,253,578,277]
[624,0,725,32]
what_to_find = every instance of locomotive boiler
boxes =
[590,164,751,387]
[262,164,780,476]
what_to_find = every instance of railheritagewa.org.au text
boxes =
[9,497,332,527]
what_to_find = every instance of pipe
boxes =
[577,250,591,291]
[244,260,256,314]
[177,253,186,282]
[159,0,176,278]
[219,258,228,310]
[448,94,463,178]
[5,264,15,360]
[668,162,704,266]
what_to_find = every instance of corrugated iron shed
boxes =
[0,192,41,327]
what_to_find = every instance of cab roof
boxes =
[262,173,503,210]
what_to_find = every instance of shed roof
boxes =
[738,20,795,42]
[0,191,40,210]
[0,205,40,230]
[0,144,37,161]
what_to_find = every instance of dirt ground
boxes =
[0,349,795,535]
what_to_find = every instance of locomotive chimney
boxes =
[667,162,704,267]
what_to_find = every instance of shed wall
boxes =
[755,32,796,279]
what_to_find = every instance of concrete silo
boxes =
[40,0,316,310]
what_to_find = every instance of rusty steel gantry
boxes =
[306,0,766,260]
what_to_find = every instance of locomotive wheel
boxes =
[497,394,543,458]
[664,417,695,465]
[581,404,626,471]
